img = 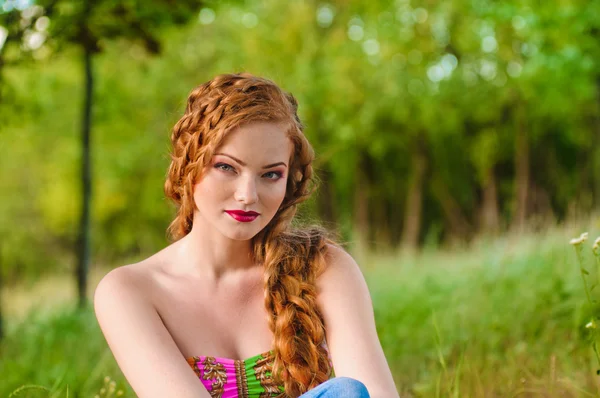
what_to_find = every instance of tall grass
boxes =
[0,306,131,397]
[2,222,600,397]
[364,222,600,397]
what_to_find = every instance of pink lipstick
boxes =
[225,210,259,223]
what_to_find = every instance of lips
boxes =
[225,210,259,223]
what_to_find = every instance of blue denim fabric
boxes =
[299,377,371,397]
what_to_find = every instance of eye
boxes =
[214,163,235,173]
[263,171,283,180]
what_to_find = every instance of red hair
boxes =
[164,73,334,396]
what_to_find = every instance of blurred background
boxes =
[1,0,600,396]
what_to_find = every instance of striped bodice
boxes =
[186,350,284,398]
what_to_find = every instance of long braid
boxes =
[256,228,334,396]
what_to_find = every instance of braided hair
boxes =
[164,73,334,396]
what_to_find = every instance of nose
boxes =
[234,174,258,205]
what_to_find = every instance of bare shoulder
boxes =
[317,243,368,295]
[94,243,174,306]
[316,243,371,318]
[322,243,357,268]
[93,258,158,318]
[93,256,210,398]
[94,264,141,298]
[94,259,156,304]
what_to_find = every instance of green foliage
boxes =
[366,226,600,395]
[0,0,599,280]
[0,306,132,397]
[2,2,599,395]
[570,232,600,376]
[2,226,600,396]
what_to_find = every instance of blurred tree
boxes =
[56,0,208,308]
[0,0,43,343]
[1,0,209,308]
[0,0,598,291]
[200,0,598,248]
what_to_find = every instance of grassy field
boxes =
[2,221,600,397]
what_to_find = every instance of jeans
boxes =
[299,377,371,397]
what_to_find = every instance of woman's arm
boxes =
[94,267,211,398]
[317,245,400,398]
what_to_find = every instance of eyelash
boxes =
[214,163,283,180]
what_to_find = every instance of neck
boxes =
[174,221,258,281]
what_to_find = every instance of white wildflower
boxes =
[593,237,600,254]
[570,232,589,246]
[587,321,595,329]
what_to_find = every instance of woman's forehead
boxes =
[215,122,293,163]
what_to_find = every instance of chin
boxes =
[221,227,262,241]
[219,216,274,242]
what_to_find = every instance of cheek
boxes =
[192,180,220,208]
[192,184,203,208]
[195,173,227,197]
[264,182,287,206]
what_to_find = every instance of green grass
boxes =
[364,223,600,397]
[2,222,600,397]
[0,307,132,397]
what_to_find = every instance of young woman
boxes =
[94,73,399,398]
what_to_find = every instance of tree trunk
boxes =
[316,166,336,225]
[76,14,94,309]
[528,183,554,226]
[431,177,471,241]
[479,168,500,234]
[513,105,529,232]
[401,139,427,251]
[373,193,391,249]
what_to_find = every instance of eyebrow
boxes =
[215,153,288,169]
